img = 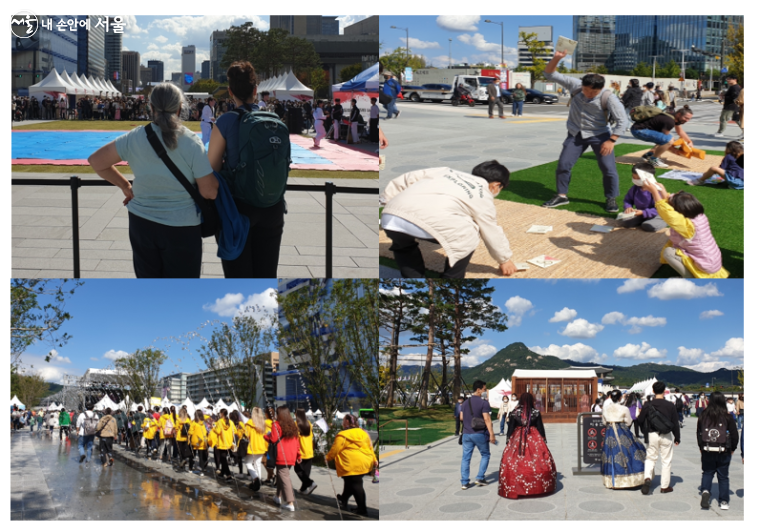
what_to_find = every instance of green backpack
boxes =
[630,105,665,122]
[221,108,291,208]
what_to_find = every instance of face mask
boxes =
[632,169,656,187]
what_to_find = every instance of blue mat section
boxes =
[12,130,333,165]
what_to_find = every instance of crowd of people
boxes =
[12,94,154,122]
[13,402,377,515]
[454,380,743,511]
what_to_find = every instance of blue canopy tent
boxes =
[331,63,379,93]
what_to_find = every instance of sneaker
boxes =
[352,508,369,516]
[714,133,725,138]
[641,478,652,495]
[79,455,86,464]
[489,116,494,119]
[720,501,729,511]
[252,478,261,492]
[641,151,654,162]
[543,194,570,208]
[305,482,318,496]
[461,483,470,490]
[660,487,673,494]
[650,157,670,168]
[273,496,282,506]
[199,472,204,477]
[282,503,295,512]
[701,490,711,508]
[395,110,401,119]
[474,480,488,487]
[605,198,619,213]
[109,457,114,466]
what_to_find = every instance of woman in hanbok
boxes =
[312,100,326,148]
[601,390,647,489]
[498,393,557,499]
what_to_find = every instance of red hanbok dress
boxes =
[498,407,557,499]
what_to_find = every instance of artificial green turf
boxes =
[379,405,500,446]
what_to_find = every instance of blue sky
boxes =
[117,15,370,78]
[389,279,743,374]
[380,15,573,68]
[16,280,278,384]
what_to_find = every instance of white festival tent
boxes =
[11,395,26,409]
[628,377,659,396]
[61,70,86,95]
[160,396,173,409]
[214,399,229,413]
[69,73,91,95]
[181,397,196,417]
[106,79,122,97]
[47,402,59,411]
[258,71,313,101]
[93,395,119,412]
[91,76,110,96]
[79,74,100,94]
[28,69,75,101]
[487,378,513,409]
[196,398,211,410]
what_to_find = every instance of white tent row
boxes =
[11,395,26,409]
[256,70,313,102]
[28,69,122,99]
[487,378,513,409]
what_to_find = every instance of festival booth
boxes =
[331,63,379,122]
[93,395,120,412]
[11,395,26,409]
[487,378,513,409]
[28,69,75,104]
[258,71,314,102]
[511,369,598,423]
[628,378,660,397]
[181,397,196,417]
[196,398,211,410]
[214,399,229,414]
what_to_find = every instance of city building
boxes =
[201,60,210,79]
[271,15,338,35]
[140,66,153,87]
[76,15,107,79]
[613,15,744,74]
[518,25,554,67]
[322,17,340,35]
[572,16,615,72]
[11,15,78,94]
[120,50,140,93]
[104,16,123,86]
[182,355,278,407]
[171,72,183,86]
[182,45,196,89]
[343,15,378,36]
[276,279,369,413]
[209,30,228,83]
[147,60,164,83]
[305,18,379,86]
[157,373,189,402]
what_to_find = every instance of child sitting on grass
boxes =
[617,162,668,232]
[688,141,744,189]
[640,181,729,278]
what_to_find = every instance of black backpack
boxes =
[675,395,684,412]
[646,405,675,435]
[700,414,729,452]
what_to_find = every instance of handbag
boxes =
[144,123,220,237]
[467,398,487,431]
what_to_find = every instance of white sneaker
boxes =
[305,482,318,496]
[273,496,282,506]
[714,133,725,138]
[282,503,295,512]
[720,502,729,510]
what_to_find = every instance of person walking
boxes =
[312,100,327,148]
[294,408,317,495]
[369,97,379,142]
[639,381,680,494]
[487,78,505,119]
[511,83,526,117]
[698,391,740,510]
[625,392,643,438]
[460,380,496,489]
[95,408,118,468]
[175,407,193,473]
[58,408,71,444]
[672,388,686,428]
[325,414,377,516]
[265,406,302,512]
[454,396,464,436]
[213,409,235,482]
[736,394,744,431]
[715,75,742,138]
[621,79,644,131]
[189,410,209,475]
[697,392,708,417]
[601,390,647,489]
[200,97,216,145]
[76,404,98,464]
[241,407,268,490]
[541,50,628,213]
[497,396,510,436]
[382,71,401,119]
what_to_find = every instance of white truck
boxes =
[402,75,493,104]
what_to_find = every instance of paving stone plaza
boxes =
[379,418,743,520]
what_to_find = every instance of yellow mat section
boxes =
[615,148,723,173]
[380,200,670,279]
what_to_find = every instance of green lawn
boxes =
[380,405,499,446]
[14,120,201,132]
[381,144,743,277]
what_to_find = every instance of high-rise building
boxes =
[76,15,107,79]
[613,16,744,74]
[209,30,228,83]
[322,17,339,35]
[120,51,140,92]
[271,15,346,35]
[181,45,196,89]
[518,26,554,67]
[201,60,210,79]
[157,373,189,402]
[147,60,164,83]
[104,17,123,85]
[343,15,378,36]
[11,15,78,94]
[140,65,153,87]
[573,16,616,72]
[181,355,277,407]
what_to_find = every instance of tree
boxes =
[309,68,329,99]
[685,67,700,80]
[631,61,652,77]
[726,23,744,85]
[659,59,681,79]
[340,63,364,83]
[281,35,323,76]
[588,64,608,74]
[519,31,552,83]
[113,348,167,411]
[557,62,569,74]
[380,47,427,81]
[16,372,49,409]
[187,79,220,94]
[11,279,83,366]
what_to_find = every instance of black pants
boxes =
[59,426,70,440]
[455,417,461,436]
[177,441,194,469]
[100,437,114,464]
[386,229,474,278]
[196,449,209,472]
[341,475,367,513]
[219,199,285,278]
[218,449,232,477]
[294,458,313,490]
[369,118,379,142]
[128,212,202,278]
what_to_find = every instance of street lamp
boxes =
[390,25,409,60]
[449,38,452,68]
[650,55,661,82]
[484,19,504,67]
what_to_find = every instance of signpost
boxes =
[573,412,605,475]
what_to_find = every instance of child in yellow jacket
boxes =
[190,411,209,476]
[242,407,269,491]
[326,415,378,516]
[213,409,235,481]
[295,408,317,494]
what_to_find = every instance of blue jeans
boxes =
[499,416,506,434]
[556,132,620,198]
[512,100,524,116]
[461,433,490,485]
[700,452,731,504]
[737,413,743,430]
[630,128,673,146]
[384,98,398,119]
[78,434,95,462]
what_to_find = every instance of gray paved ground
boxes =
[379,416,743,520]
[11,429,378,520]
[12,175,378,279]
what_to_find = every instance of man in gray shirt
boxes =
[542,50,629,213]
[487,78,505,119]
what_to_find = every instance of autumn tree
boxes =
[519,31,552,83]
[113,348,167,411]
[187,78,220,94]
[16,372,49,409]
[726,23,744,85]
[631,61,652,77]
[380,47,427,81]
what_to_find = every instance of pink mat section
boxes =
[288,135,379,172]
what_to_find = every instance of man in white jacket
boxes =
[381,161,517,278]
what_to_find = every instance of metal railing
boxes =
[379,419,409,449]
[11,176,378,278]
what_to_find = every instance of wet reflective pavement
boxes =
[11,430,377,520]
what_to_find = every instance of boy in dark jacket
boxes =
[696,391,739,511]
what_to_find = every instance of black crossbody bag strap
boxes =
[144,123,205,206]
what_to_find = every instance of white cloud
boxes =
[617,279,657,294]
[504,296,533,326]
[601,312,666,334]
[700,310,724,320]
[90,357,99,362]
[147,43,158,51]
[48,349,71,364]
[429,54,471,68]
[436,15,480,32]
[120,14,149,35]
[677,339,744,372]
[103,349,130,361]
[647,279,723,300]
[155,35,168,43]
[335,15,369,34]
[461,339,498,366]
[549,307,577,323]
[530,343,606,363]
[613,342,667,360]
[560,319,604,339]
[406,37,440,50]
[37,366,67,384]
[149,15,267,38]
[712,337,744,358]
[601,311,626,324]
[379,287,409,296]
[203,288,278,323]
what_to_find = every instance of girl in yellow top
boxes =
[264,407,276,486]
[142,415,158,459]
[213,409,235,481]
[189,410,209,476]
[229,411,246,476]
[642,182,729,278]
[325,414,378,516]
[157,407,173,461]
[295,408,317,494]
[242,407,268,491]
[175,407,193,472]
